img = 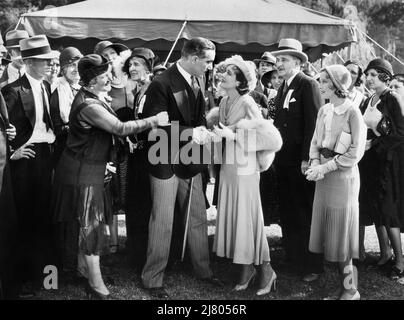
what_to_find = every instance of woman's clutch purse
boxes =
[334,131,352,155]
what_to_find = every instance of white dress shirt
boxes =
[25,73,55,144]
[177,62,193,87]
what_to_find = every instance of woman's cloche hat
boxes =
[271,38,308,64]
[222,55,257,91]
[253,51,276,66]
[93,40,129,57]
[364,58,393,78]
[78,54,111,85]
[19,35,60,60]
[60,47,83,68]
[323,64,352,96]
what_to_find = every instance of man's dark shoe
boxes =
[202,276,225,287]
[148,287,169,299]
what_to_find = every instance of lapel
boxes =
[19,75,36,128]
[170,64,191,125]
[0,67,9,88]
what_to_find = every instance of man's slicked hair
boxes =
[181,37,215,59]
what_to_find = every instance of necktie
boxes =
[41,84,53,131]
[190,76,200,97]
[282,82,289,96]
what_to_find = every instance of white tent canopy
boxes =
[20,0,357,61]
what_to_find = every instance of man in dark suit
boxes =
[272,38,323,282]
[141,37,219,298]
[0,30,29,89]
[2,35,58,293]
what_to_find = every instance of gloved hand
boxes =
[305,160,337,181]
[213,122,236,140]
[192,126,211,145]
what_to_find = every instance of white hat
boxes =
[271,38,308,64]
[20,35,59,60]
[223,55,256,91]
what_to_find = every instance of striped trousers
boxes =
[141,173,212,288]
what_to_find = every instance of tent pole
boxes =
[163,20,188,67]
[14,17,22,30]
[358,29,404,67]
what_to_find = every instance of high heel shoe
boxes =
[233,269,256,291]
[85,283,110,300]
[256,271,277,296]
[339,290,360,300]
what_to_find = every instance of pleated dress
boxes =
[308,102,366,262]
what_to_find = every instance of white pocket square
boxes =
[289,97,296,103]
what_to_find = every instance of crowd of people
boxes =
[0,29,403,301]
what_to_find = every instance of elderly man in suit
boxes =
[2,35,58,293]
[272,38,323,282]
[0,30,29,89]
[141,37,221,298]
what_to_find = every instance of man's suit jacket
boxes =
[273,72,321,166]
[142,64,207,179]
[1,74,52,150]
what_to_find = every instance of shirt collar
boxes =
[176,61,192,85]
[328,101,351,115]
[286,70,300,87]
[25,72,44,89]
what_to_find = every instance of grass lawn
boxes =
[35,184,404,300]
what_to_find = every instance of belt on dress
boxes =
[319,148,338,159]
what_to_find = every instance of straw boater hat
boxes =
[5,30,30,49]
[20,35,59,60]
[271,38,308,64]
[253,51,276,66]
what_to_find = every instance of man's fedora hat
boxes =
[271,38,308,64]
[253,51,276,66]
[5,30,29,49]
[20,35,59,60]
[94,40,129,57]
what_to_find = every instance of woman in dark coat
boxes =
[51,54,168,299]
[359,59,404,279]
[122,47,156,272]
[0,92,17,299]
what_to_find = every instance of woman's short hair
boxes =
[181,37,216,59]
[232,65,249,96]
[344,60,364,87]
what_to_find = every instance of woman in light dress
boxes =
[306,65,366,300]
[212,55,282,296]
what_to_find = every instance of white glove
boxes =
[305,160,337,181]
[213,122,236,140]
[192,126,211,145]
